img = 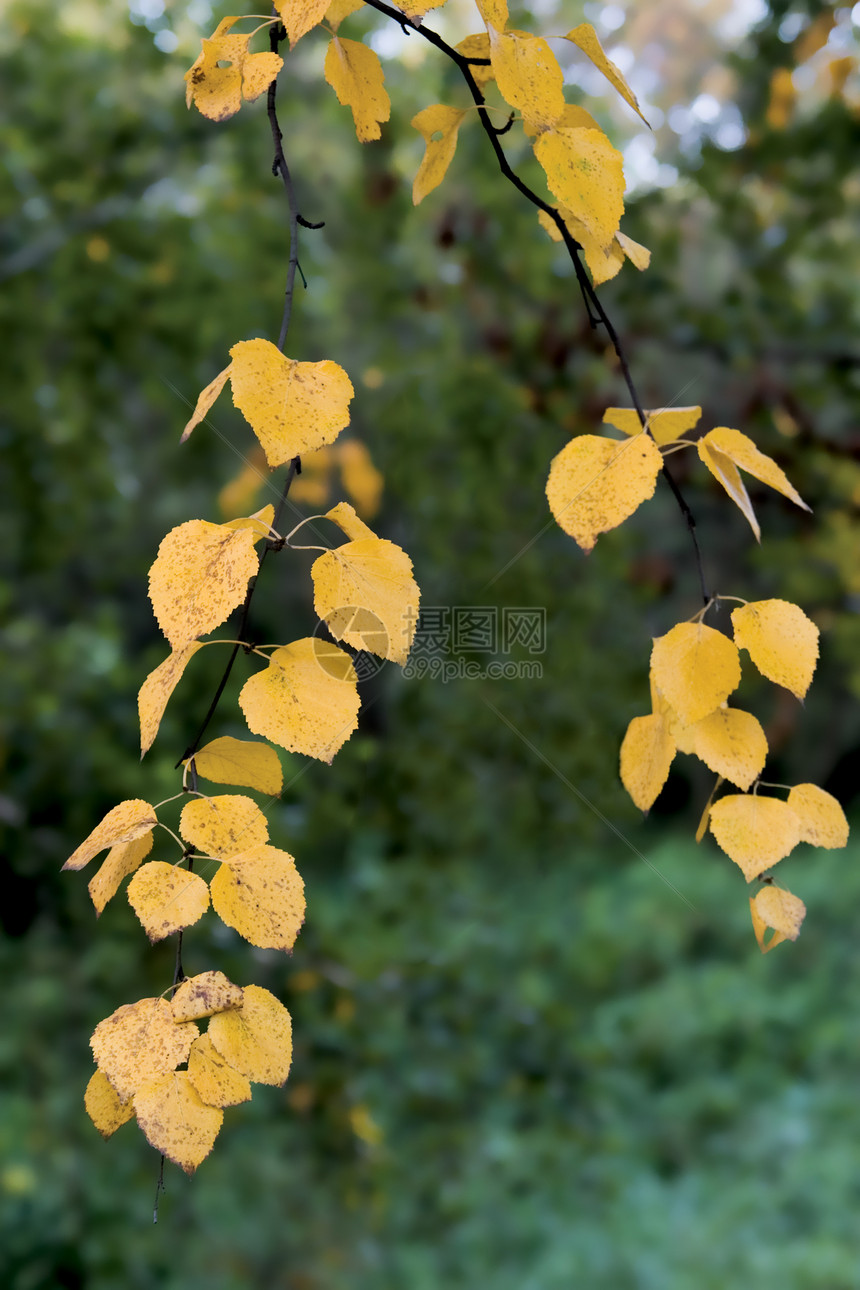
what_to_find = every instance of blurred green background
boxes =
[2,0,859,1285]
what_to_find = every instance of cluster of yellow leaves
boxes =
[86,979,292,1173]
[547,407,810,553]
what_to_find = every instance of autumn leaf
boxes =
[616,231,651,270]
[488,28,565,131]
[228,338,354,467]
[210,844,306,951]
[475,0,508,31]
[188,736,283,797]
[172,972,244,1024]
[91,998,198,1102]
[324,37,390,143]
[538,209,650,285]
[563,23,649,124]
[88,833,153,916]
[180,364,232,443]
[127,862,210,943]
[398,0,448,17]
[185,20,283,122]
[85,1070,135,1139]
[139,643,203,757]
[650,622,741,726]
[619,712,676,811]
[148,520,258,652]
[325,0,363,30]
[134,1072,223,1175]
[697,427,810,540]
[187,1035,252,1108]
[533,127,625,249]
[276,0,330,48]
[750,885,806,952]
[325,499,377,542]
[179,794,269,862]
[731,599,819,701]
[697,439,760,540]
[411,105,468,205]
[455,33,494,89]
[545,432,662,552]
[678,706,768,791]
[223,503,276,541]
[603,405,702,448]
[708,793,802,881]
[787,783,849,849]
[239,638,360,763]
[64,800,158,872]
[209,985,293,1086]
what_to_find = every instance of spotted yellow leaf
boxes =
[488,28,565,130]
[730,599,819,701]
[411,105,468,205]
[188,736,283,797]
[239,638,360,763]
[208,984,293,1086]
[533,127,625,250]
[324,37,390,143]
[680,706,767,791]
[546,432,662,553]
[276,0,330,48]
[91,998,198,1102]
[563,23,649,124]
[85,1069,135,1139]
[88,833,153,916]
[697,427,810,540]
[127,862,210,944]
[619,712,676,811]
[134,1071,223,1175]
[650,623,741,727]
[475,0,508,30]
[787,783,849,849]
[604,406,702,448]
[228,338,354,468]
[148,520,258,652]
[187,1034,252,1108]
[139,643,203,757]
[64,800,158,872]
[210,844,306,951]
[325,0,363,29]
[173,971,245,1023]
[750,884,806,953]
[455,33,494,89]
[179,794,269,862]
[708,793,802,881]
[185,20,283,122]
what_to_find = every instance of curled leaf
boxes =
[750,884,806,953]
[64,800,157,872]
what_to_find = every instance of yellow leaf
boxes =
[455,33,494,89]
[239,638,360,763]
[180,364,231,443]
[85,1070,135,1139]
[619,712,675,811]
[88,833,153,916]
[311,530,420,665]
[179,794,269,862]
[325,0,363,31]
[188,736,283,797]
[534,127,625,249]
[339,439,383,517]
[276,0,330,48]
[546,432,662,553]
[208,984,293,1086]
[228,338,355,468]
[708,793,802,881]
[615,231,651,271]
[139,644,203,757]
[488,28,565,130]
[604,405,702,448]
[90,998,198,1102]
[786,783,849,849]
[698,428,811,537]
[523,104,601,137]
[64,799,157,872]
[240,51,285,101]
[563,23,649,124]
[173,971,244,1024]
[148,519,258,652]
[730,599,819,701]
[223,503,276,541]
[210,844,306,951]
[134,1071,223,1175]
[650,623,741,727]
[537,209,649,285]
[325,499,377,542]
[475,0,508,31]
[127,862,210,943]
[680,706,768,791]
[187,1035,252,1108]
[411,105,468,205]
[750,884,806,952]
[398,0,448,16]
[185,24,283,122]
[324,37,390,143]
